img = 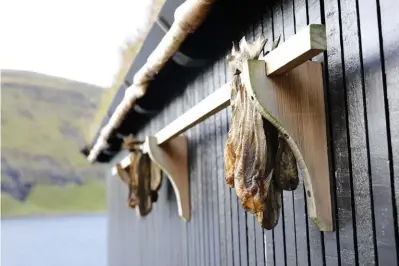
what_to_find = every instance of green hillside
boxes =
[1,70,107,218]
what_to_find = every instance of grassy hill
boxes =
[1,70,107,218]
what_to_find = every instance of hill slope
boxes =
[1,70,107,217]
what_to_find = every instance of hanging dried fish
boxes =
[273,134,299,191]
[136,153,153,216]
[149,162,163,203]
[225,36,269,214]
[116,151,140,208]
[255,170,282,229]
[224,36,300,230]
[116,147,162,216]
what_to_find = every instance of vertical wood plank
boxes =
[204,65,216,266]
[292,1,312,265]
[339,0,377,265]
[192,73,205,266]
[191,76,201,266]
[198,72,207,266]
[222,59,235,266]
[183,78,193,266]
[246,26,257,266]
[281,1,299,265]
[262,4,276,265]
[308,1,340,265]
[223,46,241,266]
[376,0,399,264]
[215,59,227,266]
[272,2,287,265]
[209,63,221,266]
[324,0,357,265]
[253,9,267,266]
[201,68,210,266]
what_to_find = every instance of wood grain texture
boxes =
[324,0,357,265]
[292,1,313,265]
[307,2,330,266]
[378,0,399,264]
[243,60,332,231]
[339,0,376,265]
[146,135,190,221]
[281,2,299,266]
[263,23,326,75]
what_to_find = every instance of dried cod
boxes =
[224,36,299,229]
[116,135,163,216]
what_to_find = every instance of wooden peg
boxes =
[144,135,190,221]
[241,59,333,232]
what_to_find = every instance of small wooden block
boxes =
[242,59,333,231]
[145,135,190,221]
[263,24,326,76]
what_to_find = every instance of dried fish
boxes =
[225,36,269,214]
[255,170,282,229]
[116,149,162,214]
[224,36,299,230]
[136,153,153,216]
[273,134,299,191]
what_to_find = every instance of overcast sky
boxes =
[1,0,152,87]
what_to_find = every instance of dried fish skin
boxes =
[224,75,244,187]
[255,171,282,230]
[136,153,153,216]
[150,162,163,192]
[116,152,141,208]
[225,37,271,214]
[231,76,268,214]
[273,134,299,191]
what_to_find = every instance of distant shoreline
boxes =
[1,212,107,221]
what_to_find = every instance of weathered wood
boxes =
[155,83,231,145]
[262,5,276,265]
[262,24,326,75]
[271,3,287,266]
[340,0,376,264]
[293,1,312,265]
[214,59,227,266]
[324,0,356,265]
[242,60,332,231]
[281,2,299,265]
[307,1,337,266]
[374,0,399,264]
[146,135,190,221]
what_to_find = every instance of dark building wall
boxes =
[107,0,399,265]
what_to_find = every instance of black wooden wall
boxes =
[107,0,399,265]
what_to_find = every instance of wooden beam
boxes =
[262,24,326,75]
[155,83,231,145]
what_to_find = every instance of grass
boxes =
[1,86,93,168]
[1,70,107,217]
[1,181,106,218]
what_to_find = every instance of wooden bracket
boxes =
[144,135,190,221]
[242,60,333,231]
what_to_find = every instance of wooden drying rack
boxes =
[112,24,333,232]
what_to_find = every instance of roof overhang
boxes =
[82,0,274,163]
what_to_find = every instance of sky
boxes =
[1,0,153,88]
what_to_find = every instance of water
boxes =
[1,214,107,266]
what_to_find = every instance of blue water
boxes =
[1,214,107,266]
